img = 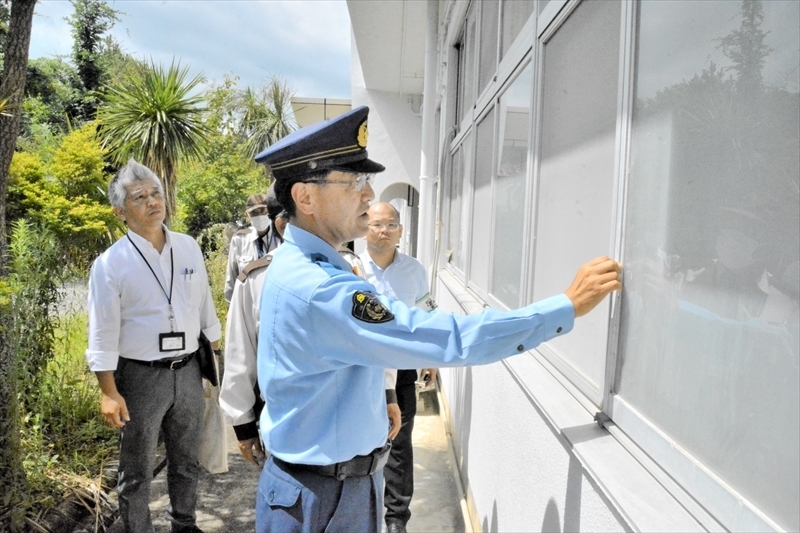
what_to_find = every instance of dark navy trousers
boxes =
[383,369,417,527]
[256,455,384,533]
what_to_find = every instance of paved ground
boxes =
[143,391,465,532]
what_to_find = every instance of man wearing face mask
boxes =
[224,184,284,303]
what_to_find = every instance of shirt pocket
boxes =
[180,268,204,308]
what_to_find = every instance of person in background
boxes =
[252,105,621,532]
[224,184,284,303]
[360,201,437,533]
[220,209,288,466]
[86,159,221,533]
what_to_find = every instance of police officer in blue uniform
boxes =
[251,106,622,532]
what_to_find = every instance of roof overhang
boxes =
[347,0,427,95]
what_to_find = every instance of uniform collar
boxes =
[284,225,351,271]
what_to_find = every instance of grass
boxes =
[19,312,118,501]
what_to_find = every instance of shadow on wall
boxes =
[482,500,499,532]
[454,366,474,483]
[538,455,583,532]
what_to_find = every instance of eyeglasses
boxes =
[368,223,400,231]
[306,173,374,192]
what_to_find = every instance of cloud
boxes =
[30,0,352,98]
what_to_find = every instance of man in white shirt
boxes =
[86,160,222,533]
[224,184,284,303]
[359,202,437,533]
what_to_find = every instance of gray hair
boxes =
[108,159,164,208]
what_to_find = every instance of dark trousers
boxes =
[256,455,384,532]
[384,369,417,526]
[115,356,204,533]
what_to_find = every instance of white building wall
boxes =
[351,31,422,255]
[349,1,799,530]
[435,274,628,532]
[350,33,421,194]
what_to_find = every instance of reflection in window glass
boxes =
[532,0,620,401]
[447,132,474,272]
[617,1,799,529]
[470,108,496,293]
[447,146,464,270]
[491,63,532,308]
[501,0,534,60]
[478,0,500,96]
[458,4,478,125]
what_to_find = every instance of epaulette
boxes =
[237,255,272,282]
[309,253,347,278]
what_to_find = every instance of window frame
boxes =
[438,0,795,530]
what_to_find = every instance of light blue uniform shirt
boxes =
[258,225,575,465]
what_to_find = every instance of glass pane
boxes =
[447,146,464,270]
[470,108,496,292]
[491,63,532,308]
[478,0,500,95]
[539,0,550,15]
[532,0,621,397]
[461,4,478,124]
[617,1,800,529]
[501,0,534,59]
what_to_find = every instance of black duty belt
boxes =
[274,441,392,481]
[121,351,196,371]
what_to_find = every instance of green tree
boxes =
[0,0,37,514]
[177,76,266,235]
[8,125,121,265]
[22,57,83,135]
[239,75,296,159]
[97,60,211,224]
[69,0,120,120]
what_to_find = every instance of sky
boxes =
[28,0,353,99]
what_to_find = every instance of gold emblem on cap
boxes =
[357,120,368,148]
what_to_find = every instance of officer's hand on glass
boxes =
[564,256,623,317]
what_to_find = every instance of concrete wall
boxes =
[434,275,627,532]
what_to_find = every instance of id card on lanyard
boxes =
[127,234,186,352]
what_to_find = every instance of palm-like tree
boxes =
[239,76,296,159]
[97,60,211,223]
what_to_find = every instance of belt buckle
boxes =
[169,358,182,370]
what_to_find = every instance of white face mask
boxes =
[250,215,271,232]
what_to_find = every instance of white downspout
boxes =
[416,0,439,270]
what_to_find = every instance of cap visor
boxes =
[331,158,385,174]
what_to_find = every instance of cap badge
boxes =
[357,120,368,148]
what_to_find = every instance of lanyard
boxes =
[127,234,177,332]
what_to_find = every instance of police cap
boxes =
[254,105,385,180]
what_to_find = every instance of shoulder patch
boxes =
[352,291,394,324]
